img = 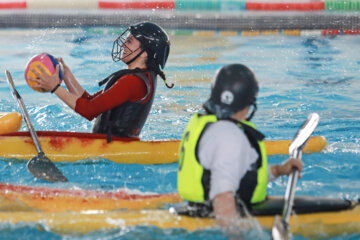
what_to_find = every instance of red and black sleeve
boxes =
[74,75,147,121]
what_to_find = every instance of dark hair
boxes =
[143,44,173,88]
[145,53,166,81]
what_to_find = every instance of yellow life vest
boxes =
[178,114,268,205]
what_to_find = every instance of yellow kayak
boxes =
[0,203,358,238]
[0,183,357,238]
[0,183,181,212]
[0,112,22,134]
[0,131,327,164]
[0,183,358,237]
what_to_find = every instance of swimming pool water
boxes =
[0,28,359,239]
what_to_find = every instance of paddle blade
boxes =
[289,113,320,159]
[272,215,291,240]
[27,152,68,182]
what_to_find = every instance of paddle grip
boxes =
[283,168,299,224]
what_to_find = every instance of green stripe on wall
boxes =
[175,0,246,11]
[325,0,360,10]
[170,30,194,35]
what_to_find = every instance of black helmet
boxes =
[203,64,259,120]
[112,22,170,69]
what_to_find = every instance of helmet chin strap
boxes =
[125,48,146,66]
[246,102,257,121]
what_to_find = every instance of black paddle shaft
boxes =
[5,70,68,182]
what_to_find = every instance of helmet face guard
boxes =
[112,22,170,70]
[111,28,144,64]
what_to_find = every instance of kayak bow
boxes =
[0,112,22,134]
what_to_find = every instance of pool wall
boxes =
[0,1,359,34]
[1,0,360,11]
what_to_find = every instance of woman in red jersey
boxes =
[30,22,172,141]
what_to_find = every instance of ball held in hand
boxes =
[24,53,64,92]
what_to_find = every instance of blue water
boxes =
[0,28,359,239]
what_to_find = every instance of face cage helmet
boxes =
[203,64,259,120]
[112,22,170,69]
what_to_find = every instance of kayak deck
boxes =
[176,196,357,217]
[0,131,327,164]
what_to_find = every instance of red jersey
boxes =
[75,75,147,121]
